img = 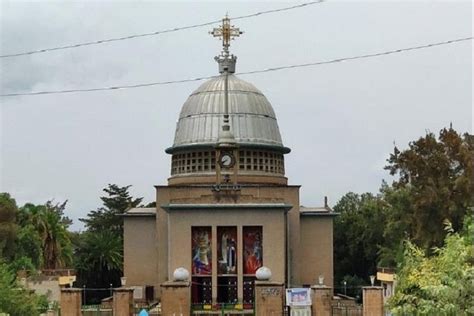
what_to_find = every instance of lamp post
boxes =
[110,283,113,297]
[82,285,86,306]
[343,281,347,296]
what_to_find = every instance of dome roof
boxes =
[167,74,289,153]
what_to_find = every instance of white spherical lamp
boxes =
[256,266,272,281]
[173,267,190,281]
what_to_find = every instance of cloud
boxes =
[1,1,472,230]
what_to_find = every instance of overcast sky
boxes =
[1,0,472,231]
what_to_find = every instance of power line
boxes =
[0,75,219,97]
[237,36,473,76]
[0,1,324,58]
[1,36,471,98]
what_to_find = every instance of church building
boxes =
[122,17,336,308]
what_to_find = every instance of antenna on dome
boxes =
[210,15,243,145]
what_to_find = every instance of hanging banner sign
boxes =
[286,288,312,306]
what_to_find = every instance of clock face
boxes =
[220,152,234,168]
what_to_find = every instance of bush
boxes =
[0,261,42,316]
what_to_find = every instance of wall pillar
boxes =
[311,285,332,316]
[363,286,383,316]
[60,288,82,316]
[254,281,284,316]
[113,288,134,316]
[160,281,191,315]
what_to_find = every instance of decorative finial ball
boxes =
[256,266,272,281]
[173,268,190,281]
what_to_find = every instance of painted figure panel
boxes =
[243,226,262,274]
[217,226,237,275]
[192,227,212,275]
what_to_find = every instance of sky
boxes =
[1,0,472,231]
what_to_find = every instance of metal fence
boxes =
[81,305,112,316]
[331,305,363,316]
[191,303,255,315]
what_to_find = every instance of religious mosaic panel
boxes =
[192,226,212,275]
[217,226,237,275]
[243,226,263,274]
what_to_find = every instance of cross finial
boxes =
[210,15,243,57]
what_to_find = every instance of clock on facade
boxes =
[219,152,235,168]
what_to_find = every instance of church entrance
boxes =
[190,226,262,312]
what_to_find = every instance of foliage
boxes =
[8,256,36,275]
[385,127,473,249]
[75,184,141,303]
[80,184,142,235]
[75,230,123,274]
[38,206,72,269]
[333,192,386,287]
[18,202,72,269]
[0,193,18,259]
[389,216,474,315]
[14,224,43,268]
[0,261,42,316]
[334,127,473,299]
[377,184,413,267]
[0,185,142,306]
[73,230,123,303]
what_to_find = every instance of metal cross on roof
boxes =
[210,15,243,57]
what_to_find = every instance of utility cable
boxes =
[0,1,324,58]
[1,36,471,98]
[237,36,473,76]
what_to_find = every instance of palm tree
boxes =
[74,230,123,302]
[77,230,123,273]
[40,210,72,269]
[22,203,72,270]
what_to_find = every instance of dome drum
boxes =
[170,148,285,176]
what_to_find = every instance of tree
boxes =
[378,183,413,267]
[75,230,122,278]
[331,127,473,304]
[80,184,143,235]
[74,184,141,303]
[14,224,43,269]
[0,261,43,316]
[39,208,72,269]
[389,215,474,315]
[19,202,72,269]
[333,192,387,294]
[73,230,123,303]
[385,127,473,249]
[0,193,18,259]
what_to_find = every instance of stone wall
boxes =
[26,276,61,302]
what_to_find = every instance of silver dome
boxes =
[167,74,289,153]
